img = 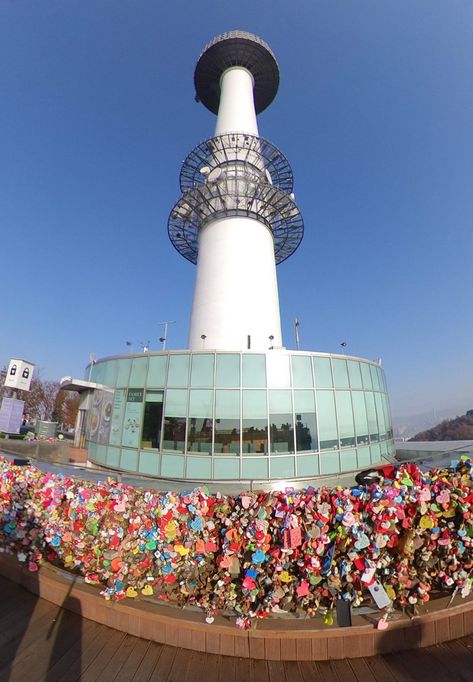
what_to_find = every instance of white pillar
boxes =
[188,217,282,350]
[188,66,283,351]
[215,67,259,136]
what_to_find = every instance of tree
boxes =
[53,390,79,428]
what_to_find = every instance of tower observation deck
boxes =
[168,31,304,352]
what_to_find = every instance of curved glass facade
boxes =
[85,351,394,483]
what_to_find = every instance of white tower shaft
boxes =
[188,66,283,351]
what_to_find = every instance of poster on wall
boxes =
[121,389,144,448]
[109,389,126,446]
[0,398,25,434]
[86,388,114,444]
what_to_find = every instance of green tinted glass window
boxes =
[294,390,317,452]
[332,359,349,388]
[215,390,240,455]
[370,363,381,391]
[189,390,213,418]
[291,355,313,388]
[242,390,267,419]
[294,390,316,413]
[148,356,167,387]
[103,361,118,388]
[242,390,267,454]
[314,357,333,387]
[335,391,355,447]
[116,359,132,387]
[168,355,190,387]
[377,366,386,393]
[164,389,188,417]
[269,390,293,454]
[215,390,240,418]
[352,391,369,445]
[269,390,292,413]
[216,354,240,387]
[317,391,338,450]
[190,354,214,387]
[242,355,266,387]
[320,451,340,474]
[375,392,386,438]
[365,392,379,441]
[130,357,148,386]
[341,448,357,472]
[347,361,363,389]
[360,362,372,390]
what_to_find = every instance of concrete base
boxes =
[1,554,472,660]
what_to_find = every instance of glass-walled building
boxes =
[83,350,394,484]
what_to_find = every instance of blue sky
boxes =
[1,1,472,418]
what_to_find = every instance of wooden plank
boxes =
[434,617,451,644]
[361,655,398,682]
[390,648,451,682]
[0,592,54,648]
[166,646,193,682]
[216,652,236,682]
[0,600,60,678]
[147,643,177,681]
[375,626,407,655]
[199,651,220,682]
[449,612,465,640]
[93,633,142,682]
[280,637,297,660]
[234,655,251,682]
[112,636,151,681]
[327,635,344,660]
[233,635,249,658]
[182,651,208,682]
[264,637,280,661]
[380,653,417,682]
[79,627,127,681]
[251,659,269,682]
[283,660,304,682]
[206,632,221,655]
[248,637,265,660]
[57,622,110,682]
[131,641,165,682]
[267,660,286,682]
[41,619,104,681]
[437,639,473,679]
[190,628,207,653]
[219,632,236,657]
[342,634,365,659]
[329,658,358,681]
[463,607,473,635]
[347,656,378,682]
[42,608,97,673]
[419,620,436,647]
[310,660,339,681]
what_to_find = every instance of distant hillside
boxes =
[410,411,473,441]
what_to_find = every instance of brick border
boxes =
[1,555,472,660]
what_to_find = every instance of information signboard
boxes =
[0,398,25,434]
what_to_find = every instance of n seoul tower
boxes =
[168,31,304,351]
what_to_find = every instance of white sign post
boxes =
[4,359,35,392]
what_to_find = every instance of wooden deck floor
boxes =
[1,576,472,682]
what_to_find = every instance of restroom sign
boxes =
[4,359,35,392]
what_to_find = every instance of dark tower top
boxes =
[194,30,279,115]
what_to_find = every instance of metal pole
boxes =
[158,320,176,351]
